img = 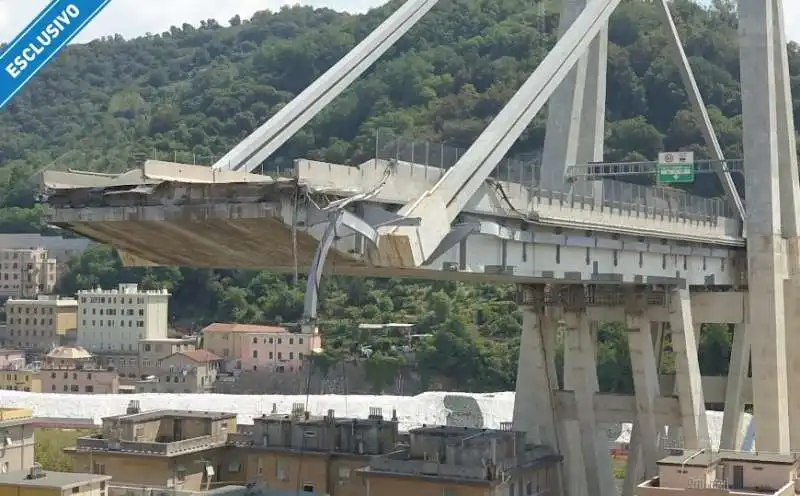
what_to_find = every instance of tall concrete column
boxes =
[562,287,615,496]
[539,0,607,194]
[669,289,709,449]
[769,0,800,454]
[738,0,791,453]
[626,291,661,478]
[513,284,560,448]
[720,323,750,451]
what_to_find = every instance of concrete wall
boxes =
[244,450,367,496]
[0,422,35,474]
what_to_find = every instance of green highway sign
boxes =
[657,151,695,184]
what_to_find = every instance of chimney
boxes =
[368,407,383,420]
[291,402,305,419]
[391,409,398,422]
[271,403,278,414]
[27,464,45,480]
[327,409,335,421]
[126,400,141,415]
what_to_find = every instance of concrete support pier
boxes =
[512,284,560,447]
[626,290,661,478]
[739,0,791,453]
[539,0,607,194]
[562,286,615,496]
[668,288,709,449]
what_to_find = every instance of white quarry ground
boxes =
[0,390,754,451]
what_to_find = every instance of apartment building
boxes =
[138,337,196,376]
[41,346,119,394]
[358,424,562,496]
[0,233,92,263]
[0,248,57,298]
[4,295,78,350]
[137,350,222,393]
[0,464,110,496]
[67,402,236,492]
[0,407,35,474]
[0,369,41,392]
[202,322,321,372]
[77,283,169,352]
[232,404,400,496]
[637,449,799,495]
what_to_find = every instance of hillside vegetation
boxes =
[0,0,780,390]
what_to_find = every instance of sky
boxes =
[0,0,798,44]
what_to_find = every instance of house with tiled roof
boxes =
[201,322,322,373]
[135,349,222,394]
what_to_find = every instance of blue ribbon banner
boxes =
[0,0,112,110]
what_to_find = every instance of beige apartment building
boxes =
[0,248,57,298]
[4,295,78,351]
[136,350,221,393]
[358,423,562,496]
[0,407,35,474]
[67,402,236,492]
[637,450,799,495]
[138,337,196,376]
[0,465,110,496]
[41,346,119,394]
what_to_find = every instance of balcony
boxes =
[76,432,228,456]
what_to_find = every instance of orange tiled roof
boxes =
[178,349,222,363]
[201,322,287,334]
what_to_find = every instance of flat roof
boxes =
[657,451,800,467]
[104,409,236,423]
[410,425,517,439]
[256,413,393,426]
[0,408,33,423]
[0,471,110,490]
[6,298,78,306]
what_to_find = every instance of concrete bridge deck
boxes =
[43,160,745,287]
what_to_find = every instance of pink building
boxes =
[202,323,322,373]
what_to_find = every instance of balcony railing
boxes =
[76,432,228,455]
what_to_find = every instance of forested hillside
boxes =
[0,0,782,391]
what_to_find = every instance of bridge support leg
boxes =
[513,284,561,448]
[669,289,710,450]
[739,0,791,453]
[562,287,615,496]
[720,322,750,451]
[626,290,662,478]
[539,0,606,194]
[622,322,662,496]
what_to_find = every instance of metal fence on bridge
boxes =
[372,128,739,222]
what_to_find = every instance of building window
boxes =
[276,460,288,481]
[338,467,350,479]
[299,337,304,344]
[85,385,93,393]
[302,483,314,493]
[252,350,258,359]
[289,338,294,345]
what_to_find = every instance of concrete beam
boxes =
[554,392,679,425]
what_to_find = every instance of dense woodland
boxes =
[0,0,784,391]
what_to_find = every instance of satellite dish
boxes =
[603,423,623,441]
